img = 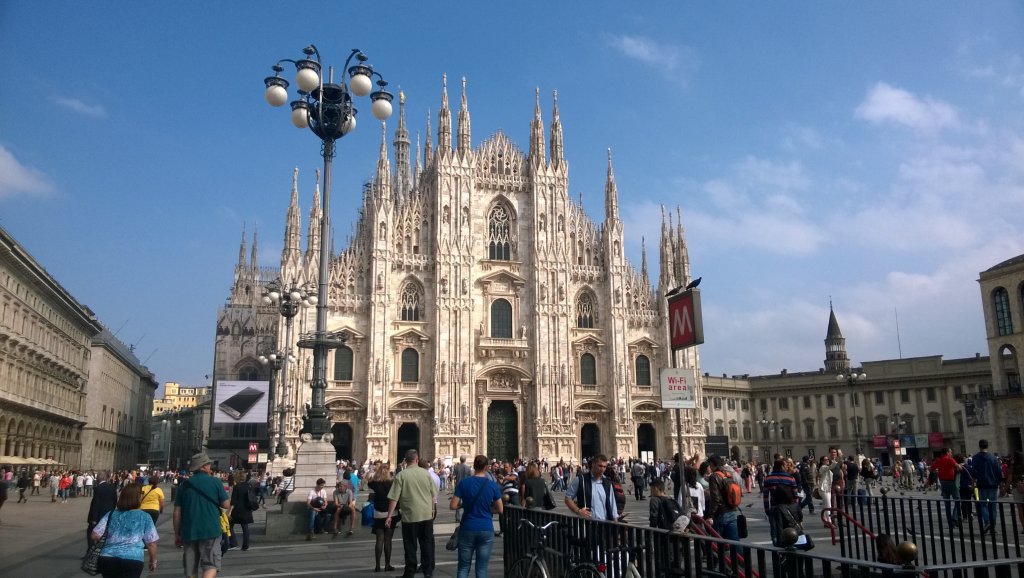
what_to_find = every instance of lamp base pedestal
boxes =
[293,433,337,496]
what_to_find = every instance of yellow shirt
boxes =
[139,486,164,512]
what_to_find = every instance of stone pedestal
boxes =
[293,433,339,495]
[265,433,338,538]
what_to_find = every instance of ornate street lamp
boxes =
[265,45,392,440]
[837,369,867,454]
[262,280,314,456]
[758,411,778,456]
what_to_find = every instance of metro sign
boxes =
[668,288,704,351]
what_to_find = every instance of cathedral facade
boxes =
[217,79,704,465]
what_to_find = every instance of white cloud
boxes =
[49,95,107,118]
[855,82,959,131]
[0,144,55,198]
[607,34,699,84]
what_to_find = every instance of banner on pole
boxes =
[660,368,698,409]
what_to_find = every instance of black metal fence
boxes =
[834,488,1024,572]
[502,506,921,578]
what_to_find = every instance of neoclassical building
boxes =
[0,225,156,470]
[214,80,705,465]
[701,307,989,465]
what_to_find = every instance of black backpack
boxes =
[658,496,684,530]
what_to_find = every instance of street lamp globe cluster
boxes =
[837,369,867,454]
[261,280,314,457]
[263,44,393,441]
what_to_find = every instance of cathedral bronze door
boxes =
[487,401,518,461]
[331,423,353,461]
[397,423,419,464]
[580,423,600,461]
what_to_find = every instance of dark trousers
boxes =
[97,556,144,578]
[230,522,250,549]
[400,519,435,577]
[633,478,644,500]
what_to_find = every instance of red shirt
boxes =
[932,455,959,481]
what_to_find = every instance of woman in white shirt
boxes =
[684,466,705,518]
[817,456,834,520]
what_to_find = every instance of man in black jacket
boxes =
[86,471,117,554]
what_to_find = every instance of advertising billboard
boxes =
[213,380,270,424]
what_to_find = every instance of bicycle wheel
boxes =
[565,563,604,578]
[509,556,550,578]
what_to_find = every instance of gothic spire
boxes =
[824,303,850,374]
[393,89,412,196]
[438,74,452,151]
[641,236,648,281]
[605,148,619,221]
[529,87,546,168]
[414,131,422,189]
[283,167,301,262]
[250,224,259,273]
[306,169,322,257]
[658,205,674,289]
[376,121,391,198]
[424,109,433,162]
[457,76,471,156]
[549,90,564,170]
[237,222,247,270]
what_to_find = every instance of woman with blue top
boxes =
[449,454,503,578]
[90,483,159,577]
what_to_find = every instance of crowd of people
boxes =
[6,438,1024,576]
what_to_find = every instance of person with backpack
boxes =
[648,480,686,531]
[704,455,741,540]
[762,458,799,546]
[797,456,816,514]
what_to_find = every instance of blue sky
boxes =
[2,3,1023,390]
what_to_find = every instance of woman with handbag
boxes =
[228,474,257,550]
[449,455,503,578]
[771,486,813,550]
[88,484,159,577]
[368,465,398,572]
[520,462,554,511]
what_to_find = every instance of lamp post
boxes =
[265,45,392,440]
[262,280,314,456]
[162,417,180,470]
[758,411,778,457]
[837,369,867,455]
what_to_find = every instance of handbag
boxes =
[185,480,230,536]
[447,479,486,551]
[82,511,114,575]
[736,513,748,538]
[812,487,822,500]
[543,485,557,510]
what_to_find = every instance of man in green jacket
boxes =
[386,449,438,578]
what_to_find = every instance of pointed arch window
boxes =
[580,353,596,385]
[333,346,353,381]
[576,293,596,328]
[995,287,1013,335]
[400,283,423,321]
[487,205,512,260]
[400,348,419,382]
[635,355,651,386]
[239,365,259,381]
[491,299,513,338]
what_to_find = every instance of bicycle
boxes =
[508,519,605,578]
[605,543,648,578]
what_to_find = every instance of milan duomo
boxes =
[216,77,705,466]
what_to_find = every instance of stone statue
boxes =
[373,401,381,421]
[461,401,469,421]
[542,404,549,421]
[520,325,527,339]
[440,401,448,422]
